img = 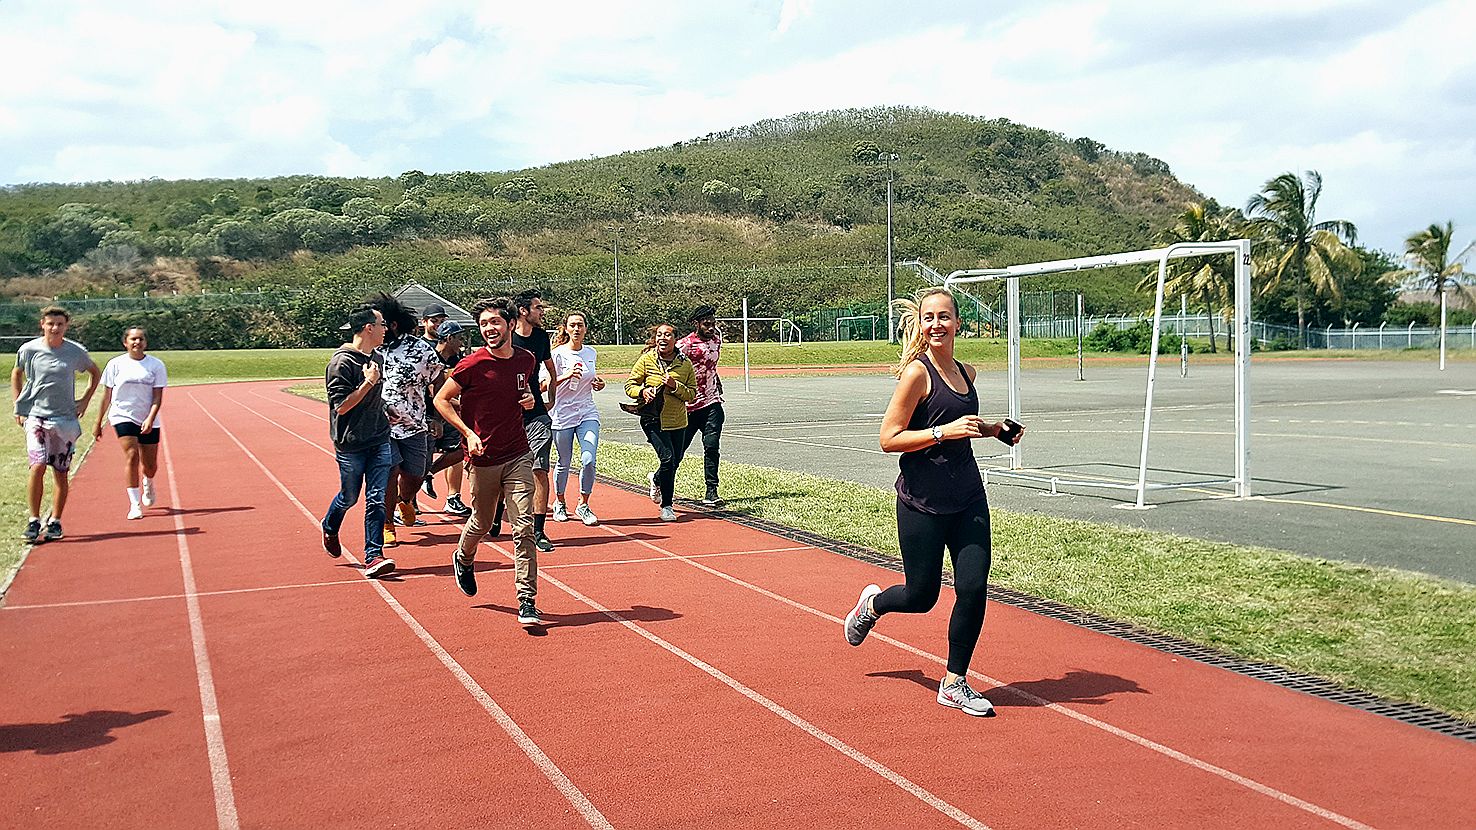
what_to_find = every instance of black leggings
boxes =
[873,496,993,675]
[642,423,684,507]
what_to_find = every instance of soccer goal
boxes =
[944,240,1253,509]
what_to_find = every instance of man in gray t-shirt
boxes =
[10,306,101,543]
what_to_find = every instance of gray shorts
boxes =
[390,433,430,478]
[524,414,552,471]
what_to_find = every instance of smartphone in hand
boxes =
[996,418,1023,445]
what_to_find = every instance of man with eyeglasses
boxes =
[320,305,396,578]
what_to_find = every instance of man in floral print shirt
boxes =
[676,304,725,506]
[373,295,445,545]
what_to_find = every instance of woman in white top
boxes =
[549,311,605,526]
[92,326,168,519]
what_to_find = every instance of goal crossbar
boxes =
[945,240,1253,508]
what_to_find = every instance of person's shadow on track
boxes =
[473,603,680,633]
[867,668,1147,707]
[0,709,170,755]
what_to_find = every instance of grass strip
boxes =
[287,376,1476,720]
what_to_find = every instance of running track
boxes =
[0,380,1471,829]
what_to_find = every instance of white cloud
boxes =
[2,0,1472,252]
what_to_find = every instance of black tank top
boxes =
[895,355,987,514]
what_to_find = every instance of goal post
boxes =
[944,239,1253,508]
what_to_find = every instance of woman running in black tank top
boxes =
[842,288,1024,717]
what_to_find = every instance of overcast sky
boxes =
[3,0,1473,255]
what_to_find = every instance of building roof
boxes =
[391,283,476,326]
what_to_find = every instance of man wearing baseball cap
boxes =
[419,303,448,345]
[424,319,472,516]
[676,304,725,506]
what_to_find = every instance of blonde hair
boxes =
[551,310,589,349]
[892,287,959,377]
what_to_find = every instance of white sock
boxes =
[127,487,141,506]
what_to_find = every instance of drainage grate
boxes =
[599,475,1476,743]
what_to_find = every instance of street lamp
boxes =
[607,225,623,345]
[882,152,899,343]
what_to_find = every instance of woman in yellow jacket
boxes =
[626,323,697,520]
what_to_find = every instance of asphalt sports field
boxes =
[1,380,1472,829]
[599,357,1476,583]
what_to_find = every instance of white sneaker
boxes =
[575,503,598,526]
[647,472,659,504]
[937,677,996,717]
[140,479,156,507]
[660,506,676,522]
[126,504,144,520]
[552,501,569,522]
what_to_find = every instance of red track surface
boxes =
[2,380,1472,829]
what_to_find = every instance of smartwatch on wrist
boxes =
[931,425,943,444]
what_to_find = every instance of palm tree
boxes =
[1386,221,1469,300]
[1140,202,1241,352]
[1246,171,1360,346]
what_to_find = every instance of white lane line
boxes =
[161,434,241,830]
[538,564,991,830]
[1435,390,1475,396]
[1,577,376,610]
[194,392,613,830]
[235,390,990,829]
[237,386,1379,828]
[543,546,818,570]
[588,523,1378,830]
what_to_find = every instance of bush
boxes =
[1085,320,1180,354]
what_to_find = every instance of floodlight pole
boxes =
[883,152,899,343]
[1440,290,1448,370]
[610,226,623,345]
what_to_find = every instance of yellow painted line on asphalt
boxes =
[1246,496,1476,527]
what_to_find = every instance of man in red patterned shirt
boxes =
[676,305,725,506]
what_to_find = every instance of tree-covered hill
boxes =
[0,106,1200,319]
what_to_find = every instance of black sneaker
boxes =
[364,557,396,579]
[322,530,342,558]
[517,601,543,626]
[42,519,63,542]
[23,518,41,543]
[489,522,501,538]
[535,533,554,553]
[444,494,472,517]
[702,486,723,507]
[421,476,437,499]
[452,553,477,597]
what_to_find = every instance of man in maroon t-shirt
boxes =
[434,297,543,626]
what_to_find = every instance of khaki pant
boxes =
[458,452,537,602]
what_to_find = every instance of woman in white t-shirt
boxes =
[91,326,168,520]
[549,311,604,526]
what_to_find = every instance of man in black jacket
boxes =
[321,305,396,578]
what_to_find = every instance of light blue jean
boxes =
[552,419,601,498]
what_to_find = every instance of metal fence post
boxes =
[1408,321,1415,348]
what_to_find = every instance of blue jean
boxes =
[553,419,601,497]
[321,442,392,562]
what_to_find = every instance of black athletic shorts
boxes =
[113,422,161,445]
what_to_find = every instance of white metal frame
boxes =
[945,240,1254,508]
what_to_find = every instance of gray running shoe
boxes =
[844,584,882,646]
[660,506,676,522]
[42,519,63,542]
[23,518,41,543]
[937,677,996,717]
[575,503,598,526]
[551,501,569,522]
[517,601,543,626]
